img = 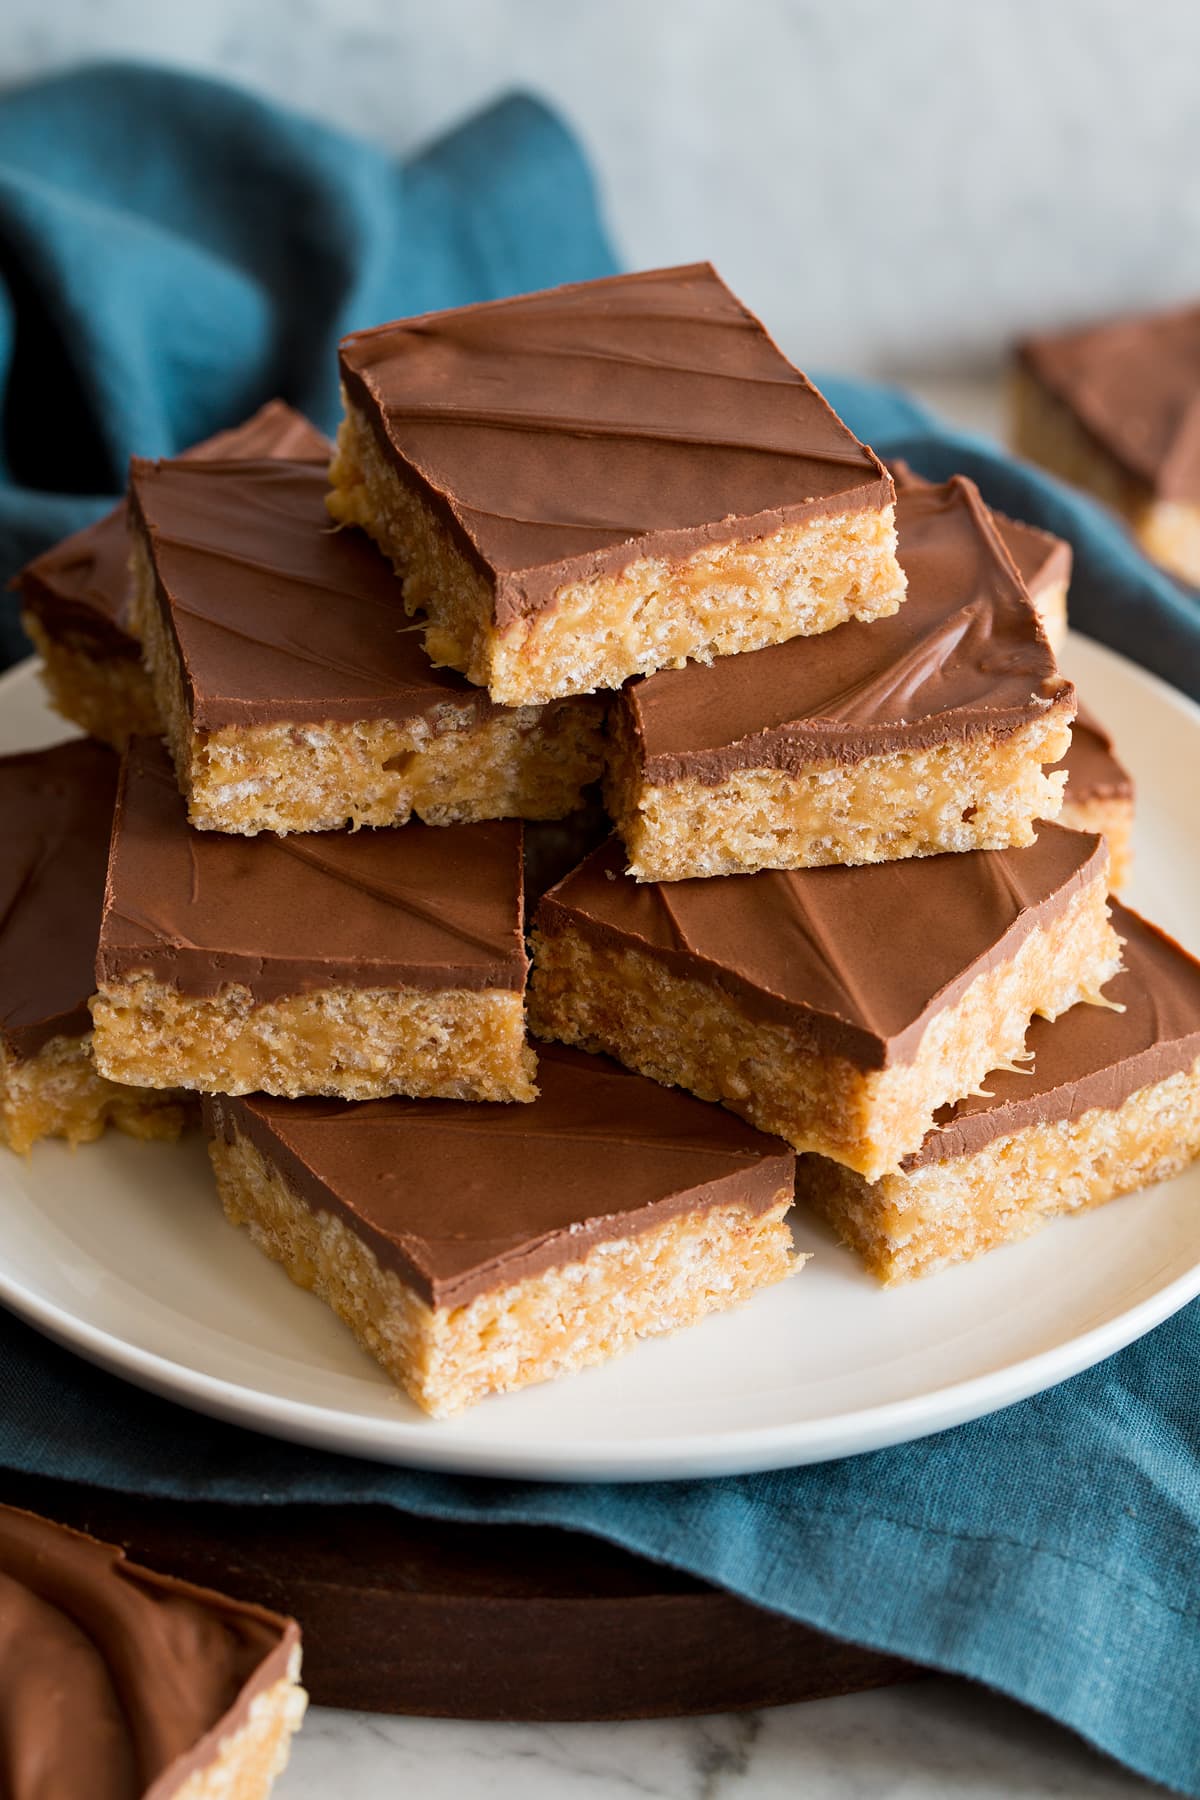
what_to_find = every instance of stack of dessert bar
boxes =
[4,266,1198,1419]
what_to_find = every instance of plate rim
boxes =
[1,1225,1198,1482]
[1,637,1198,1483]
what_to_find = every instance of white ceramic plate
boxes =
[0,638,1198,1482]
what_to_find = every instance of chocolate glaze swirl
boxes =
[890,459,1072,603]
[129,456,523,732]
[338,263,893,623]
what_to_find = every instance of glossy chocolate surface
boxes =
[0,1502,296,1800]
[1060,704,1134,805]
[903,903,1200,1164]
[1018,305,1200,501]
[129,456,521,731]
[890,459,1072,601]
[97,739,527,1002]
[620,476,1072,785]
[13,402,330,658]
[206,1042,793,1307]
[535,825,1107,1069]
[0,739,118,1057]
[338,263,892,623]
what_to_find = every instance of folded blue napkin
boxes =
[2,62,1200,1799]
[0,62,614,664]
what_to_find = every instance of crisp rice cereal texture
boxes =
[799,1056,1200,1282]
[209,1121,800,1417]
[23,613,161,753]
[129,537,606,835]
[528,875,1122,1180]
[170,1649,307,1800]
[606,710,1073,882]
[91,974,537,1103]
[327,404,907,706]
[0,1032,188,1155]
[1058,793,1134,889]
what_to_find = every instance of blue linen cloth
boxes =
[1,60,1200,1799]
[0,62,615,664]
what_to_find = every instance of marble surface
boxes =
[5,0,1200,376]
[276,1678,1158,1797]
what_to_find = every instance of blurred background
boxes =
[8,0,1200,418]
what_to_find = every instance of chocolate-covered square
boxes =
[128,456,509,735]
[535,824,1109,1072]
[337,262,892,624]
[1018,305,1200,502]
[13,401,330,660]
[904,902,1200,1165]
[97,738,528,1003]
[206,1042,794,1310]
[618,476,1072,787]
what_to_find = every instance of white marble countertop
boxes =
[277,1677,1157,1797]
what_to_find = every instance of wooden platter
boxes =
[4,1473,917,1719]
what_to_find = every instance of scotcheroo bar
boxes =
[529,825,1122,1181]
[891,458,1072,651]
[0,740,187,1153]
[329,263,906,706]
[205,1043,799,1417]
[606,475,1074,881]
[0,1502,305,1800]
[1057,704,1134,887]
[1014,303,1200,585]
[129,456,605,834]
[798,903,1200,1280]
[92,738,536,1103]
[12,401,330,750]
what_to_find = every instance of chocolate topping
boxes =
[535,824,1107,1070]
[13,401,330,659]
[0,739,118,1058]
[902,903,1200,1166]
[1059,703,1134,806]
[206,1042,793,1308]
[0,1503,296,1800]
[620,476,1072,785]
[16,509,143,660]
[1018,306,1200,501]
[891,460,1072,601]
[129,457,516,732]
[338,263,893,625]
[97,738,527,1002]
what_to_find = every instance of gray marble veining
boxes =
[277,1679,1157,1798]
